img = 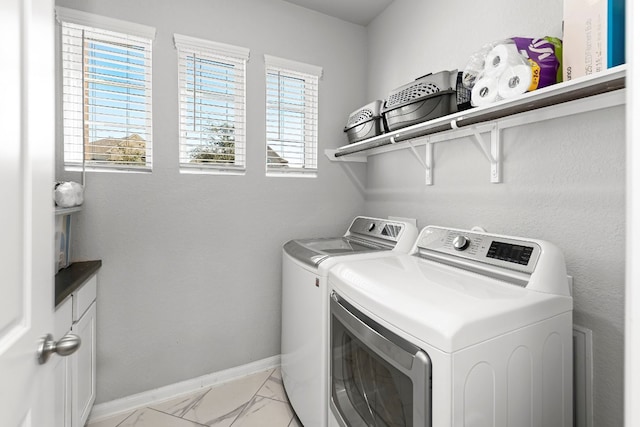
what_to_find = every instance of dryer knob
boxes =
[452,235,470,251]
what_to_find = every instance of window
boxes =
[56,7,155,171]
[175,35,249,173]
[265,55,322,176]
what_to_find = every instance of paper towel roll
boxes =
[483,44,523,77]
[498,64,533,99]
[471,77,501,107]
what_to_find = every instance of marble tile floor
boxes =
[88,368,303,427]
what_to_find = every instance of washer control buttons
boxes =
[452,235,471,251]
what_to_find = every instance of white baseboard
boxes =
[88,355,281,423]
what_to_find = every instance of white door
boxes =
[0,0,57,424]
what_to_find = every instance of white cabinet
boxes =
[72,299,97,427]
[54,298,73,427]
[54,271,98,427]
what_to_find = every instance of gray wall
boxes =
[55,0,626,423]
[55,0,368,403]
[366,0,625,425]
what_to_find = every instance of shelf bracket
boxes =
[392,136,433,185]
[405,138,428,170]
[471,124,502,183]
[324,149,366,195]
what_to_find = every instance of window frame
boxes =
[174,34,250,175]
[56,7,155,172]
[264,55,322,177]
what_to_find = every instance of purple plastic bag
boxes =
[512,37,562,90]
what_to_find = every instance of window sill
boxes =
[266,170,317,178]
[65,165,152,174]
[179,167,246,176]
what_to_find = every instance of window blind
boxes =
[175,35,249,173]
[265,56,322,176]
[58,13,154,171]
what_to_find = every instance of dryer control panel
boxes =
[348,217,405,242]
[415,226,542,275]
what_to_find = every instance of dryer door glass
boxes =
[340,331,412,425]
[329,293,431,427]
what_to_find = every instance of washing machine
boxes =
[281,216,418,427]
[327,225,573,427]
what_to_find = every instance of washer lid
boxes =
[284,237,387,268]
[328,254,573,353]
[283,216,419,268]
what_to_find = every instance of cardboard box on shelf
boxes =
[562,0,625,81]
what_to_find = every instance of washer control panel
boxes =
[416,226,541,274]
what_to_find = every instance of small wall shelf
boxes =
[55,206,83,216]
[326,65,626,185]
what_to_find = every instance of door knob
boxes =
[37,333,81,364]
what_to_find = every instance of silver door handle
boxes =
[37,333,81,364]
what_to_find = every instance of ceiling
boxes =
[282,0,395,26]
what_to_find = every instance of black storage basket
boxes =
[456,71,472,111]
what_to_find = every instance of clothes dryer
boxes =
[328,225,573,427]
[281,216,418,427]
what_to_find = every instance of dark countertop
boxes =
[55,260,102,308]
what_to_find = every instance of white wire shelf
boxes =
[326,65,626,184]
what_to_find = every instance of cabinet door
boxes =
[54,298,73,427]
[72,301,96,427]
[53,353,71,427]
